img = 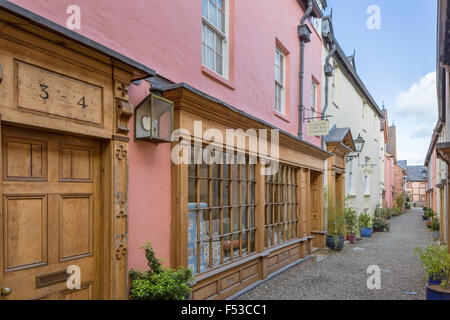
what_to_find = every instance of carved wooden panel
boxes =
[112,140,129,299]
[3,136,47,181]
[15,60,103,125]
[60,195,93,261]
[62,284,92,300]
[220,271,240,291]
[4,195,47,271]
[60,145,93,182]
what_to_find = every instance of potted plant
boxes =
[425,210,435,227]
[359,213,372,238]
[345,207,358,244]
[423,208,433,221]
[415,244,450,300]
[326,210,345,251]
[373,207,390,232]
[430,219,440,240]
[385,208,392,220]
[129,242,194,300]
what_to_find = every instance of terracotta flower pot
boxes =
[346,234,356,244]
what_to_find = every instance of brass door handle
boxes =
[1,286,12,297]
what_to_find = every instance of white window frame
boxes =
[274,47,286,115]
[202,0,229,78]
[347,160,354,195]
[364,158,370,195]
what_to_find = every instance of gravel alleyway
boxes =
[237,208,433,300]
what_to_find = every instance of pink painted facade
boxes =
[385,156,393,209]
[9,0,325,271]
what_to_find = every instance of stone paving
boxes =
[237,208,433,300]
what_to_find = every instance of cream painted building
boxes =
[321,15,385,217]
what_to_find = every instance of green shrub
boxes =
[373,206,390,232]
[425,209,435,218]
[359,213,372,229]
[415,244,450,290]
[405,202,411,210]
[129,242,194,300]
[392,207,402,216]
[395,194,406,209]
[430,219,440,232]
[385,208,393,219]
[345,207,359,235]
[130,268,193,300]
[373,220,390,232]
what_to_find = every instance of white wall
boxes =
[322,43,383,216]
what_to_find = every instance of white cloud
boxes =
[395,72,437,117]
[392,72,437,165]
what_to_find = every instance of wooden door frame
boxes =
[0,117,130,300]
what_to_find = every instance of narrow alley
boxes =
[238,208,432,300]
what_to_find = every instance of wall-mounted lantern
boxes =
[346,134,365,162]
[134,93,174,143]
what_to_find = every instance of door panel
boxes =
[310,173,320,232]
[1,125,101,300]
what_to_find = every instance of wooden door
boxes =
[310,174,320,231]
[0,125,101,300]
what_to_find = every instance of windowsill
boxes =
[347,193,357,198]
[274,111,290,123]
[201,66,235,90]
[364,194,371,197]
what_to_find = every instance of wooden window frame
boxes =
[187,148,257,275]
[264,164,299,248]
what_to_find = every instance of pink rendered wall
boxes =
[432,149,438,212]
[385,156,393,209]
[9,0,323,269]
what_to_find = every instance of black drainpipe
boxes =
[298,0,313,139]
[321,37,336,149]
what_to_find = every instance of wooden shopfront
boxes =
[0,3,153,299]
[163,84,331,300]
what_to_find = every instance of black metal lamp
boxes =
[346,134,365,162]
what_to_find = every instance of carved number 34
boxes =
[39,84,87,109]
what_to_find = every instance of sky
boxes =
[326,0,438,165]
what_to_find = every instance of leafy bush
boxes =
[415,244,450,290]
[358,213,372,229]
[373,220,390,232]
[345,207,359,235]
[373,206,390,232]
[129,242,194,300]
[385,208,393,219]
[395,194,406,210]
[423,206,429,212]
[425,209,435,218]
[392,207,402,217]
[405,202,411,210]
[430,219,440,232]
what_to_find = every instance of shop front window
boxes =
[187,148,256,274]
[264,164,299,248]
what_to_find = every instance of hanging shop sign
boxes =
[306,120,330,136]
